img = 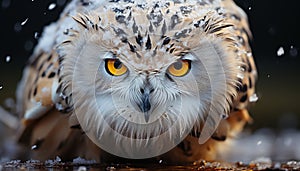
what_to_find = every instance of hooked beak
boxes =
[138,85,153,123]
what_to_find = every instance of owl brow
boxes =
[102,52,117,59]
[180,52,195,61]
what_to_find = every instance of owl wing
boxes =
[212,0,257,140]
[16,50,63,145]
[16,50,101,160]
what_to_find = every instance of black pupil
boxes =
[114,60,122,69]
[173,61,183,70]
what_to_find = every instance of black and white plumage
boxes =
[16,0,257,162]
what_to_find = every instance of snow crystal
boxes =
[249,93,258,102]
[48,3,56,10]
[21,18,29,26]
[277,47,284,56]
[5,55,11,62]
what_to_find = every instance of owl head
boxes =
[58,0,242,158]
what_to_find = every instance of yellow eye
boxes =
[105,59,128,76]
[167,60,191,77]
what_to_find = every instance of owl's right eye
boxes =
[105,59,128,76]
[167,59,191,77]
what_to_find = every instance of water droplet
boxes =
[21,18,29,26]
[6,55,11,62]
[277,47,284,56]
[289,45,298,57]
[48,3,56,10]
[249,93,258,102]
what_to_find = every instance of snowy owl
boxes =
[16,0,257,163]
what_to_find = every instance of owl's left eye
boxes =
[105,59,128,76]
[167,59,191,77]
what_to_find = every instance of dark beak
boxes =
[138,86,153,122]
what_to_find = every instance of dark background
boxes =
[0,0,300,131]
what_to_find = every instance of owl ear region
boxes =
[167,59,191,77]
[105,59,128,76]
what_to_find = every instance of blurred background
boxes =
[0,0,299,162]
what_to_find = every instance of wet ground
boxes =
[2,159,300,171]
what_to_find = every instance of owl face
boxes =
[59,0,242,158]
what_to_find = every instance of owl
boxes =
[16,0,257,163]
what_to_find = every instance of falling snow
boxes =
[6,55,11,62]
[257,140,262,146]
[0,85,3,90]
[34,32,39,39]
[31,145,37,150]
[249,93,258,102]
[277,47,284,56]
[48,3,56,10]
[21,18,29,26]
